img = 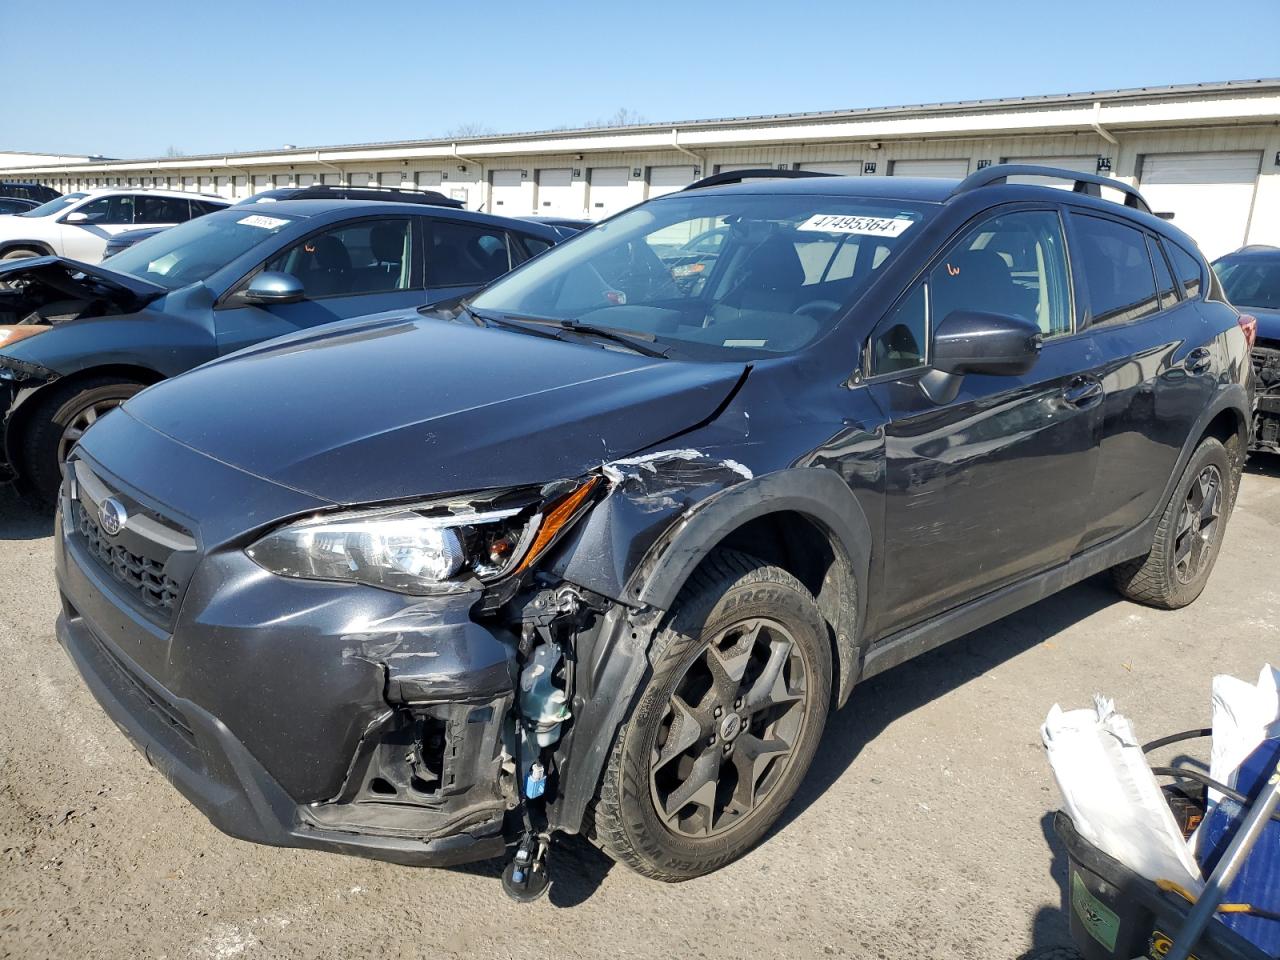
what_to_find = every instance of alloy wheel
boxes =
[649,617,810,838]
[1173,464,1222,584]
[58,397,127,463]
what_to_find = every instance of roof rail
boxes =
[951,164,1152,214]
[683,168,834,191]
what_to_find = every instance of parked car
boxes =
[1213,244,1279,455]
[52,166,1253,894]
[0,181,60,204]
[0,200,561,502]
[237,185,464,208]
[101,226,167,259]
[0,197,40,216]
[0,189,230,264]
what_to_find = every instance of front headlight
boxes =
[246,478,598,594]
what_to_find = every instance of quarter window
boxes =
[264,218,415,298]
[871,284,927,374]
[1071,214,1159,327]
[1168,242,1204,299]
[135,195,193,225]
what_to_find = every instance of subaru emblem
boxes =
[99,497,128,537]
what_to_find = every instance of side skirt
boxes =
[859,521,1153,681]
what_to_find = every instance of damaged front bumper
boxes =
[1252,340,1280,454]
[0,356,59,481]
[55,491,523,867]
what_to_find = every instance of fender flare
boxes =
[549,467,875,835]
[1159,382,1251,513]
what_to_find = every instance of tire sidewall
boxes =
[1162,437,1231,606]
[23,381,145,504]
[614,573,832,878]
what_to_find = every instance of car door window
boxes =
[427,220,513,287]
[263,218,415,299]
[519,234,553,259]
[73,194,134,225]
[135,195,192,225]
[1070,214,1160,327]
[1148,236,1180,310]
[869,209,1072,376]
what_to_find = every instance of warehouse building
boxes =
[3,78,1279,259]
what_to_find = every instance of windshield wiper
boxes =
[497,313,668,358]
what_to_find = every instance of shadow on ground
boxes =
[0,485,52,541]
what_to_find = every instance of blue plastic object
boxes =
[1197,738,1280,955]
[525,762,546,800]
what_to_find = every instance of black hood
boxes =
[0,255,166,314]
[123,313,747,505]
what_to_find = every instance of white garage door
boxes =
[415,171,443,188]
[296,174,317,187]
[537,168,575,217]
[349,173,372,188]
[648,165,697,199]
[252,175,271,194]
[491,169,528,215]
[1005,156,1098,187]
[589,167,630,219]
[800,161,863,176]
[1139,152,1261,260]
[379,172,403,188]
[891,159,970,179]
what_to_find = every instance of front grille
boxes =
[74,500,181,614]
[1253,339,1280,389]
[87,623,195,745]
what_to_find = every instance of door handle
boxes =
[1061,376,1104,408]
[1185,347,1213,375]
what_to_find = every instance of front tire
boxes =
[20,378,145,507]
[1111,436,1233,609]
[1,247,44,262]
[590,549,832,881]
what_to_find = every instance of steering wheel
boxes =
[794,299,842,321]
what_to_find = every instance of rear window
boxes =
[1169,242,1205,299]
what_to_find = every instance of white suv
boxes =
[0,189,230,264]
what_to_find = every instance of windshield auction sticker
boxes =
[797,214,915,237]
[237,215,290,230]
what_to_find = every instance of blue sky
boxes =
[6,0,1278,159]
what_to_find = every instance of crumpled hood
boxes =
[123,312,747,505]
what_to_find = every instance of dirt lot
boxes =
[1,460,1277,960]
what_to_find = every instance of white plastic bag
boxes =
[1043,696,1202,890]
[1207,664,1280,805]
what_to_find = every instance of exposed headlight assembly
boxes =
[247,477,598,594]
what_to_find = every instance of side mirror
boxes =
[242,271,305,305]
[919,310,1041,404]
[63,211,90,224]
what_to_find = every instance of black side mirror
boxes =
[919,310,1042,404]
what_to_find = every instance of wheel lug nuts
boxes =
[734,698,743,709]
[713,706,723,718]
[707,736,717,747]
[723,743,732,754]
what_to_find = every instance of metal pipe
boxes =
[1091,101,1119,145]
[671,128,705,176]
[449,142,485,211]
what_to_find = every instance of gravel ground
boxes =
[1,460,1277,960]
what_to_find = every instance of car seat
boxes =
[298,235,353,297]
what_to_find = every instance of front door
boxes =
[863,207,1103,636]
[59,193,138,262]
[214,215,424,355]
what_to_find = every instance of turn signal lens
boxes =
[0,325,51,348]
[516,477,601,573]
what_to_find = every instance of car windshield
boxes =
[1214,256,1280,311]
[105,208,299,290]
[469,192,933,358]
[18,193,87,218]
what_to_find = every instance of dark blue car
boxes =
[1213,244,1280,455]
[0,199,561,501]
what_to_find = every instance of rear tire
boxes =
[1111,436,1233,609]
[590,548,832,881]
[19,378,146,507]
[1,247,44,261]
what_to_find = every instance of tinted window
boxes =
[1214,257,1280,311]
[1148,236,1179,310]
[1168,242,1204,299]
[135,195,192,224]
[1071,214,1159,326]
[266,218,414,298]
[428,220,512,287]
[871,283,927,374]
[0,198,32,215]
[74,194,135,225]
[190,199,224,217]
[520,234,553,259]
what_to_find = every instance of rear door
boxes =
[864,206,1103,634]
[1066,210,1217,549]
[213,215,423,354]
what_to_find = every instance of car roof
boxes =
[236,199,561,236]
[670,174,956,204]
[1215,244,1280,262]
[75,187,230,202]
